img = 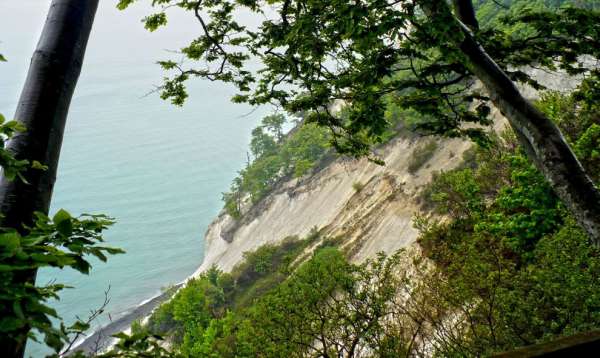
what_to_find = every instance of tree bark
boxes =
[452,0,479,30]
[0,1,99,357]
[424,0,600,243]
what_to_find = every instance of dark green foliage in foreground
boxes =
[421,133,563,259]
[415,87,600,355]
[118,0,598,157]
[0,55,123,357]
[415,215,600,356]
[0,114,31,182]
[0,211,122,355]
[0,96,122,355]
[0,113,49,183]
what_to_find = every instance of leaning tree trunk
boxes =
[458,26,600,243]
[423,0,600,243]
[0,1,99,357]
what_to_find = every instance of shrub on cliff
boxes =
[415,86,600,354]
[222,116,330,218]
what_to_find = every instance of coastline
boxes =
[64,213,229,355]
[66,282,183,356]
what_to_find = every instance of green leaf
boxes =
[0,232,20,252]
[56,219,73,237]
[31,160,48,170]
[143,13,167,32]
[0,54,6,62]
[102,247,126,255]
[13,301,25,319]
[71,257,91,274]
[52,209,71,224]
[53,209,73,236]
[116,0,135,10]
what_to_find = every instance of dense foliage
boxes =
[222,115,330,218]
[117,236,432,357]
[538,80,600,183]
[0,211,121,354]
[476,0,600,28]
[106,73,600,358]
[415,81,600,354]
[141,236,317,356]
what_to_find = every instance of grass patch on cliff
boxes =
[352,181,365,192]
[408,139,438,174]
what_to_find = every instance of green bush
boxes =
[352,181,365,192]
[407,139,438,174]
[414,83,600,355]
[145,237,312,346]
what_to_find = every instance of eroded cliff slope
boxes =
[195,134,472,274]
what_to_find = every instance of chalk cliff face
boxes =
[194,134,473,275]
[194,65,576,275]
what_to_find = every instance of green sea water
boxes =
[0,1,266,356]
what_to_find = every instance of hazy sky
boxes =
[0,1,205,108]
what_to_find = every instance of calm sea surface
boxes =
[0,1,265,356]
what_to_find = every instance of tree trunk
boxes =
[423,0,600,243]
[0,1,99,356]
[461,32,600,242]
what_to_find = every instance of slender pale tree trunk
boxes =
[422,0,600,243]
[0,1,99,356]
[458,26,600,243]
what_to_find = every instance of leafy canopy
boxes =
[118,0,600,159]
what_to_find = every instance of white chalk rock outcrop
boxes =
[194,134,472,275]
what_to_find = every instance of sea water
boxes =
[0,1,266,356]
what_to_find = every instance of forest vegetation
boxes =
[0,0,599,357]
[101,68,600,358]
